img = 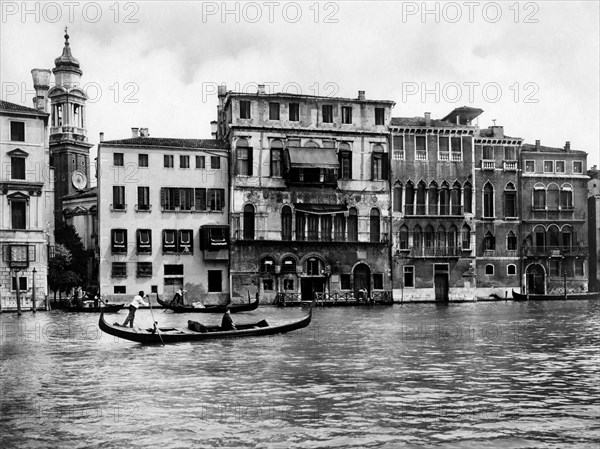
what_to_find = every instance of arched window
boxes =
[547,183,559,210]
[428,181,439,215]
[405,181,415,215]
[281,257,297,273]
[334,213,346,241]
[533,225,546,249]
[305,257,322,276]
[281,205,292,240]
[461,224,471,249]
[547,224,560,247]
[270,140,283,177]
[484,231,495,250]
[304,140,319,148]
[370,208,381,243]
[338,142,352,180]
[560,184,573,209]
[504,182,517,218]
[436,224,445,248]
[424,225,434,248]
[416,181,427,215]
[296,211,306,241]
[507,231,517,251]
[393,181,403,213]
[464,181,473,214]
[448,225,458,251]
[260,257,275,273]
[561,224,573,250]
[533,183,546,210]
[236,138,252,176]
[451,181,462,215]
[439,181,450,215]
[485,264,494,275]
[507,264,517,275]
[483,182,494,218]
[398,225,409,249]
[348,208,358,242]
[413,225,422,250]
[243,204,255,240]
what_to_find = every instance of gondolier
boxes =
[122,291,149,328]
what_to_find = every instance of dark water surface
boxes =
[1,301,599,448]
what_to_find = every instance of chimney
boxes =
[218,84,227,97]
[210,121,218,138]
[31,68,51,112]
[564,141,570,151]
[99,132,104,142]
[131,127,139,138]
[358,90,365,101]
[424,112,431,126]
[491,125,504,138]
[258,84,265,95]
[535,140,540,151]
[139,128,149,137]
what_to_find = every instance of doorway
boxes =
[301,278,325,302]
[434,264,449,302]
[526,264,545,294]
[353,263,371,299]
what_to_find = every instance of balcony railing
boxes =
[404,246,462,258]
[531,205,575,212]
[481,160,496,170]
[503,160,518,171]
[235,230,388,244]
[522,246,588,257]
[403,204,464,216]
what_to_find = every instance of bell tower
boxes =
[47,28,93,227]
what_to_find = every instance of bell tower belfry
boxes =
[47,28,93,227]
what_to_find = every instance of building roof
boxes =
[521,143,587,155]
[390,117,464,128]
[100,137,227,150]
[442,106,484,125]
[0,100,49,117]
[224,91,395,105]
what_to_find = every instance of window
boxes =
[398,225,409,249]
[282,206,292,240]
[334,213,346,241]
[373,274,383,290]
[208,189,224,211]
[284,279,294,290]
[296,211,306,241]
[507,264,517,275]
[240,100,251,119]
[11,157,25,180]
[525,161,535,172]
[451,182,462,215]
[413,225,422,250]
[196,156,206,169]
[322,105,333,123]
[321,215,332,242]
[180,155,190,169]
[112,186,125,210]
[178,229,193,254]
[428,181,438,215]
[484,232,495,251]
[371,145,387,181]
[556,160,565,173]
[505,146,516,160]
[269,102,280,120]
[547,184,559,209]
[306,258,321,276]
[11,276,28,291]
[111,262,127,278]
[549,260,560,277]
[164,264,184,276]
[210,156,221,170]
[573,161,583,174]
[341,106,352,124]
[483,146,494,159]
[243,204,255,240]
[507,231,517,251]
[375,108,385,125]
[113,153,124,167]
[348,208,358,242]
[111,229,127,254]
[10,122,25,141]
[461,225,471,250]
[451,137,462,161]
[543,160,554,173]
[404,266,414,287]
[237,139,252,176]
[260,257,275,273]
[341,274,351,290]
[416,136,427,160]
[504,183,517,218]
[137,187,150,211]
[393,182,403,213]
[163,230,177,253]
[194,188,206,211]
[438,136,450,161]
[138,153,148,167]
[161,187,193,211]
[137,262,152,278]
[114,286,126,294]
[281,257,297,273]
[404,182,414,215]
[393,135,404,160]
[439,183,450,215]
[464,182,473,213]
[575,260,584,277]
[485,264,494,275]
[208,270,222,292]
[560,184,573,209]
[270,140,283,177]
[164,154,174,168]
[338,143,352,180]
[289,103,300,121]
[137,229,152,254]
[262,279,274,291]
[416,181,427,215]
[307,215,319,240]
[533,184,546,209]
[483,182,494,218]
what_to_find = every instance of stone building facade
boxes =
[588,168,600,292]
[217,86,394,303]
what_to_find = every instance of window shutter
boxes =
[160,188,166,208]
[382,153,388,180]
[247,147,253,176]
[195,188,206,211]
[371,155,375,180]
[174,188,180,208]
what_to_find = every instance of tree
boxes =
[48,244,82,301]
[55,224,88,287]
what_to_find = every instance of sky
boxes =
[2,1,599,170]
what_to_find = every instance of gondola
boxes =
[98,302,313,344]
[156,292,259,314]
[65,303,124,313]
[511,290,600,301]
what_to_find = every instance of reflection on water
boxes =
[1,301,599,448]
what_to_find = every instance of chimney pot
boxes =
[139,128,149,137]
[358,90,365,101]
[210,120,218,138]
[564,141,571,151]
[217,84,227,97]
[99,132,104,142]
[131,127,139,138]
[424,112,431,126]
[31,68,51,112]
[258,84,265,95]
[535,140,540,150]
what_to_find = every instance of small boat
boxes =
[157,292,259,314]
[512,290,600,301]
[98,303,313,344]
[65,303,124,313]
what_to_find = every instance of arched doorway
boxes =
[526,264,545,294]
[300,257,326,302]
[353,263,371,299]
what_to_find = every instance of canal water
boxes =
[1,300,599,448]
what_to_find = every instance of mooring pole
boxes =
[15,270,22,315]
[32,268,37,313]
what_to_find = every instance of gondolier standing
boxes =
[122,291,149,328]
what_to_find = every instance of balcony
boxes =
[503,160,518,171]
[481,160,496,170]
[403,204,464,217]
[523,246,588,257]
[234,230,388,244]
[405,247,462,258]
[110,203,127,212]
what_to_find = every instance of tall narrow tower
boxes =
[48,29,93,227]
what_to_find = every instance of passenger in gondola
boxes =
[221,308,236,331]
[171,288,186,307]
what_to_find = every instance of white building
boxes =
[97,130,229,304]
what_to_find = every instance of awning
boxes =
[285,147,339,168]
[294,203,347,215]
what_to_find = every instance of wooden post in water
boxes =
[32,268,37,313]
[564,270,568,300]
[15,269,22,315]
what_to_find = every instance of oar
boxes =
[149,293,165,346]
